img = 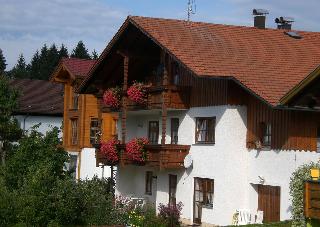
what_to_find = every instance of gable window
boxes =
[194,178,214,208]
[171,118,179,144]
[145,171,153,195]
[90,118,101,145]
[195,117,215,144]
[261,122,271,148]
[72,92,79,110]
[148,121,159,144]
[317,127,320,152]
[71,119,78,145]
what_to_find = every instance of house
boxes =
[78,15,320,226]
[51,57,116,180]
[9,78,63,134]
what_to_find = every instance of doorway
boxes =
[258,185,280,223]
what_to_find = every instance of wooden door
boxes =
[169,174,177,205]
[258,185,280,223]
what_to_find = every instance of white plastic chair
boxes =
[237,209,252,225]
[254,210,264,224]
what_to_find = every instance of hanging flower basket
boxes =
[103,87,122,109]
[127,81,147,105]
[125,138,149,163]
[100,138,120,165]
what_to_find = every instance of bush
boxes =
[289,161,320,227]
[158,202,183,227]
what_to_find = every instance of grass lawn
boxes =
[227,220,292,227]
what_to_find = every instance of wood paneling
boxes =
[258,185,281,223]
[305,181,320,219]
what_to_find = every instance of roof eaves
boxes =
[279,64,320,105]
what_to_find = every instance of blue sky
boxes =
[1,0,320,69]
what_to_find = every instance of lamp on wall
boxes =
[310,168,320,181]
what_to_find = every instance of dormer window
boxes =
[261,122,271,148]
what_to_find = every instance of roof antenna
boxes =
[187,0,196,21]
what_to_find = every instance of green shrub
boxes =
[289,162,320,227]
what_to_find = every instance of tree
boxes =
[8,54,29,79]
[28,50,41,79]
[59,44,69,59]
[0,49,7,75]
[71,41,91,59]
[92,49,99,60]
[0,76,22,165]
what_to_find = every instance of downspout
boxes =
[23,113,30,132]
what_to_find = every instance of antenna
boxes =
[187,0,196,21]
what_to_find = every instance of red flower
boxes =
[100,138,120,164]
[125,138,149,162]
[103,87,121,108]
[127,81,146,104]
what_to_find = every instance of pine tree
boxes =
[0,49,7,75]
[91,49,99,60]
[59,44,69,59]
[29,50,41,80]
[71,41,91,59]
[9,54,29,79]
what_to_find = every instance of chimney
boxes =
[275,17,294,30]
[253,9,269,29]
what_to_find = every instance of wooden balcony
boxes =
[118,144,190,169]
[100,85,190,113]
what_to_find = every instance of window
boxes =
[66,154,78,179]
[169,174,177,205]
[194,178,214,208]
[261,122,271,148]
[195,117,215,144]
[317,127,320,152]
[171,118,179,144]
[71,119,78,145]
[90,118,101,144]
[145,171,153,195]
[148,121,159,144]
[72,92,79,110]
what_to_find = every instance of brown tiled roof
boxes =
[81,16,320,106]
[62,58,97,78]
[9,79,63,115]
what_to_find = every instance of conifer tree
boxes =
[9,54,29,79]
[71,41,91,59]
[0,49,7,75]
[59,44,69,59]
[92,49,99,60]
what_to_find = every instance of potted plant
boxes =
[127,81,147,105]
[100,138,120,165]
[103,86,122,109]
[125,138,149,164]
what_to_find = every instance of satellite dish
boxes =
[184,154,193,168]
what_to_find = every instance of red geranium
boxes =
[103,87,122,108]
[127,81,146,104]
[100,138,120,164]
[125,138,149,162]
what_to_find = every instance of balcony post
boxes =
[121,55,129,144]
[161,50,167,145]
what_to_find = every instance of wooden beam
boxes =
[161,50,168,145]
[121,56,129,144]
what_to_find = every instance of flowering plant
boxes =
[158,202,183,226]
[127,81,146,104]
[125,138,149,163]
[103,86,122,108]
[100,138,120,164]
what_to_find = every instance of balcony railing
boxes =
[100,85,190,113]
[118,144,190,169]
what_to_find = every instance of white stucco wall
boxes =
[115,106,320,225]
[79,148,112,179]
[247,149,320,220]
[14,115,62,135]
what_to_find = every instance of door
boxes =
[258,185,280,223]
[169,174,177,205]
[148,121,159,144]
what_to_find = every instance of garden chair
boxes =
[237,209,252,225]
[254,210,264,224]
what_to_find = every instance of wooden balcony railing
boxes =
[100,85,190,113]
[118,144,190,169]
